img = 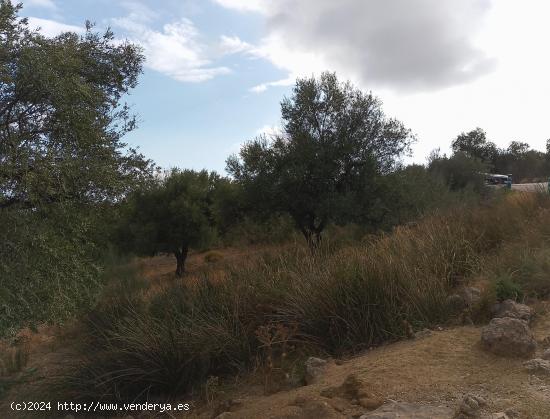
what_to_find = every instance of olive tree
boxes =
[451,128,497,164]
[0,1,153,211]
[119,170,219,277]
[227,72,413,247]
[0,1,154,333]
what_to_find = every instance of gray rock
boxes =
[461,287,481,307]
[456,394,487,417]
[491,299,533,322]
[414,328,432,339]
[523,358,550,375]
[481,317,536,358]
[491,414,510,419]
[304,356,328,384]
[541,348,550,360]
[359,401,454,418]
[447,294,466,312]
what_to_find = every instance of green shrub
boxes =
[0,207,103,336]
[494,276,523,302]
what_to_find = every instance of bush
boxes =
[0,207,104,336]
[58,192,550,403]
[494,276,524,302]
[222,215,296,246]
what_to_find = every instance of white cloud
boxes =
[250,76,294,93]
[255,124,282,138]
[219,35,253,55]
[113,16,230,83]
[225,0,495,93]
[23,0,56,9]
[212,0,268,14]
[27,17,83,37]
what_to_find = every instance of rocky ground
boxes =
[191,299,550,419]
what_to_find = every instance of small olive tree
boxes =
[119,169,219,277]
[227,72,413,247]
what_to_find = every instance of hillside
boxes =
[189,308,550,418]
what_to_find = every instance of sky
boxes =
[19,0,550,173]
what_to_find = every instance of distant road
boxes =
[512,183,547,192]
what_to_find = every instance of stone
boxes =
[540,336,550,348]
[523,358,550,375]
[541,348,550,360]
[320,373,379,403]
[504,408,520,418]
[358,397,384,410]
[359,401,454,418]
[414,329,432,339]
[490,408,519,419]
[461,287,481,307]
[481,317,537,358]
[304,357,328,385]
[326,397,349,413]
[456,394,487,417]
[341,373,368,400]
[447,294,466,312]
[491,300,533,322]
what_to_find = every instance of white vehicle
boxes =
[485,173,512,187]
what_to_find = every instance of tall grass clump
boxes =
[60,191,550,402]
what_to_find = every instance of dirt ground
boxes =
[187,307,550,419]
[2,252,550,418]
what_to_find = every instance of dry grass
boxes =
[38,191,550,405]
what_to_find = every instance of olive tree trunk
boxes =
[174,245,189,277]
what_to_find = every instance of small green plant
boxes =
[495,276,523,301]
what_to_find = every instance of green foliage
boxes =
[493,147,549,183]
[450,127,550,182]
[376,164,477,228]
[494,276,523,302]
[117,169,221,276]
[222,215,296,246]
[429,151,488,192]
[227,72,413,246]
[0,206,103,335]
[61,278,263,402]
[0,1,154,211]
[0,2,152,334]
[451,128,497,163]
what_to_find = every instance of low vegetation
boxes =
[54,192,550,403]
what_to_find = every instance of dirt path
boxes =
[189,307,550,419]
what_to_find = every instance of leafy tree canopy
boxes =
[227,72,413,246]
[451,128,497,163]
[0,1,154,334]
[118,170,220,276]
[0,1,154,211]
